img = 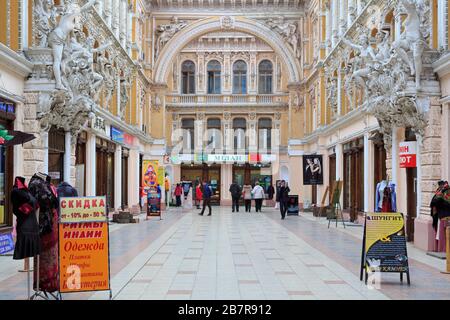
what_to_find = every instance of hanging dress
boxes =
[11,177,41,260]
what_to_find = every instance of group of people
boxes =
[173,180,214,216]
[228,180,291,219]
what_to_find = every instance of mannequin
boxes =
[11,177,40,260]
[375,177,397,212]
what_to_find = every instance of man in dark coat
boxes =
[279,180,290,220]
[229,182,242,212]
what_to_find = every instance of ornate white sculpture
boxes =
[265,16,300,59]
[392,0,429,90]
[48,0,97,90]
[34,0,56,47]
[155,17,188,60]
[341,32,377,100]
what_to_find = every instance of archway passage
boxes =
[154,17,301,84]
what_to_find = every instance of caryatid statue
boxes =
[393,0,427,90]
[48,0,97,90]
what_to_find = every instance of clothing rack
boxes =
[28,255,61,300]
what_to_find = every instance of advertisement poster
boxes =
[59,222,110,293]
[142,160,159,196]
[287,195,299,215]
[59,197,107,223]
[303,155,323,185]
[147,186,161,217]
[364,212,409,274]
[0,233,14,255]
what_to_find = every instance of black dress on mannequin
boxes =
[11,176,40,260]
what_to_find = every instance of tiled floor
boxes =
[2,206,450,300]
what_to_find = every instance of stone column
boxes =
[221,164,233,206]
[348,0,356,26]
[391,127,399,186]
[247,113,258,154]
[415,99,442,251]
[128,148,141,214]
[331,0,339,47]
[364,132,370,212]
[85,132,96,196]
[114,144,122,211]
[64,131,71,183]
[119,0,127,47]
[339,0,347,35]
[104,0,112,27]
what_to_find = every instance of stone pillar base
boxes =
[414,215,436,252]
[221,199,232,206]
[129,205,141,215]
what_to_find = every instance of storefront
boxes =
[0,100,15,229]
[96,137,115,211]
[181,164,221,204]
[343,137,365,222]
[232,163,272,189]
[48,126,65,186]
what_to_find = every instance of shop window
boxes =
[181,118,195,153]
[207,60,221,94]
[181,60,195,94]
[206,118,222,154]
[48,127,65,186]
[258,118,272,152]
[233,60,247,94]
[233,118,246,154]
[258,60,273,94]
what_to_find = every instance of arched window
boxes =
[258,60,273,94]
[233,60,247,94]
[181,118,195,153]
[181,60,195,94]
[207,60,221,94]
[233,118,247,153]
[206,118,222,153]
[258,118,272,152]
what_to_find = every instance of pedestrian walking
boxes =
[252,181,265,213]
[200,181,213,216]
[174,183,182,207]
[242,184,253,212]
[195,183,203,209]
[275,181,281,209]
[229,181,242,212]
[164,174,170,207]
[279,180,290,220]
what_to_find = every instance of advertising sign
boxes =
[360,212,410,284]
[110,126,124,143]
[147,186,161,218]
[0,233,14,255]
[287,195,299,216]
[399,141,417,168]
[142,160,159,193]
[303,155,324,185]
[60,197,107,223]
[59,222,110,293]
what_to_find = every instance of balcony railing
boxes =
[167,94,289,107]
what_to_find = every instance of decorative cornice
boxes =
[433,52,450,78]
[0,43,33,77]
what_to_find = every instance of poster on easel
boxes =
[360,212,410,285]
[327,181,343,220]
[147,186,162,218]
[287,195,299,215]
[58,196,111,297]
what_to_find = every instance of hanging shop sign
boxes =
[0,232,14,255]
[0,101,15,120]
[59,196,107,223]
[208,154,248,163]
[360,212,410,285]
[90,115,110,137]
[303,155,324,185]
[110,126,134,146]
[59,196,111,296]
[399,142,417,168]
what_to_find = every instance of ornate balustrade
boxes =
[167,94,288,107]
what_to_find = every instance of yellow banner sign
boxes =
[60,197,107,223]
[59,222,110,293]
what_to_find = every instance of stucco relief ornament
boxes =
[392,0,430,91]
[34,0,57,47]
[265,16,300,59]
[220,16,235,30]
[155,17,188,61]
[326,77,338,117]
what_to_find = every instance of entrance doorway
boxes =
[181,164,221,205]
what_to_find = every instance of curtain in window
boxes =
[233,60,247,94]
[207,60,221,94]
[258,60,273,94]
[181,60,195,94]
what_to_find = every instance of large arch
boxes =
[154,16,301,84]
